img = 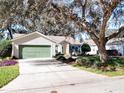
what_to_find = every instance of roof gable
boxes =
[12,32,56,43]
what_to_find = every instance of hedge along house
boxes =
[11,32,59,59]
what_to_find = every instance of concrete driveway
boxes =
[0,60,108,93]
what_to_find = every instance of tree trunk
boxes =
[7,26,13,39]
[98,45,108,64]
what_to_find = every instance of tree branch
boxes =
[99,0,121,41]
[89,31,100,46]
[99,0,105,9]
[84,23,99,46]
[81,0,87,19]
[106,26,124,40]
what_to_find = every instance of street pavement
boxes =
[0,60,124,93]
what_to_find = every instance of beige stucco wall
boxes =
[66,44,70,56]
[87,45,98,55]
[12,43,19,58]
[12,34,56,58]
[57,44,63,53]
[60,41,70,56]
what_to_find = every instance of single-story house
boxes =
[84,38,124,56]
[12,31,81,59]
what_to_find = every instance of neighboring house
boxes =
[106,38,124,56]
[84,38,124,56]
[12,31,81,59]
[84,40,98,55]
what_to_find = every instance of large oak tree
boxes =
[79,0,124,64]
[51,0,124,64]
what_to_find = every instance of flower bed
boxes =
[0,60,18,67]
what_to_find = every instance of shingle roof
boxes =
[84,39,96,46]
[48,36,81,45]
[12,32,81,45]
[13,33,26,38]
[12,32,56,43]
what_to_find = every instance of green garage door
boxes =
[19,45,51,59]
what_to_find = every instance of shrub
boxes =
[54,52,64,58]
[75,56,124,71]
[0,40,12,58]
[75,58,86,66]
[81,43,91,55]
[0,60,18,67]
[107,57,124,67]
[56,55,66,61]
[0,40,11,50]
[76,56,99,67]
[65,57,76,63]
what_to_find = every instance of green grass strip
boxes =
[74,65,124,77]
[0,65,19,88]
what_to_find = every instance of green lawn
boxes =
[74,65,124,77]
[0,65,19,88]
